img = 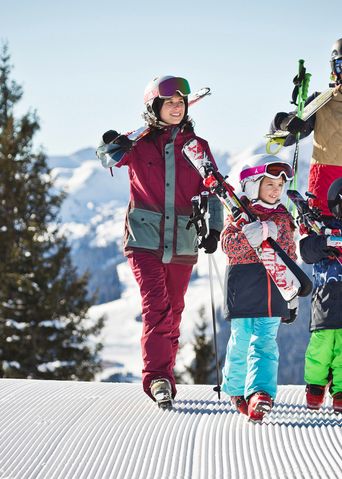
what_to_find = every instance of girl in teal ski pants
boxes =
[222,317,280,399]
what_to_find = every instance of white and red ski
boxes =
[182,139,312,301]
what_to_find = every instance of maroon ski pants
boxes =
[127,252,193,400]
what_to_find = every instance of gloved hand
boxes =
[316,236,341,260]
[323,246,341,258]
[102,130,133,152]
[198,229,220,254]
[273,112,290,130]
[282,308,298,324]
[102,130,120,144]
[242,221,277,248]
[279,114,307,135]
[282,297,298,324]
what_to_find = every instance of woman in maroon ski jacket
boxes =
[97,76,223,406]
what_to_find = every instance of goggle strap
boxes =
[240,162,294,182]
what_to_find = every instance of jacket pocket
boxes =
[126,208,162,250]
[176,215,198,255]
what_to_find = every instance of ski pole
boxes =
[211,254,224,296]
[203,190,222,398]
[266,59,311,156]
[290,59,311,192]
[187,192,222,399]
[208,253,221,400]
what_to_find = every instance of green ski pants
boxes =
[304,329,342,395]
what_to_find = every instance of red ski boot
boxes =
[332,392,342,413]
[230,396,248,416]
[305,384,327,410]
[247,391,272,422]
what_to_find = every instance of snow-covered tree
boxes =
[0,43,104,380]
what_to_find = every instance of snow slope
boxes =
[0,379,340,479]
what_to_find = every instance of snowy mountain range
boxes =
[48,137,315,385]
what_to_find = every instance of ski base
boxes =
[259,241,301,302]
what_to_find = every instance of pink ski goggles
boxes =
[240,162,294,182]
[157,77,191,98]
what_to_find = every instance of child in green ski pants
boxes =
[300,178,342,413]
[305,330,342,403]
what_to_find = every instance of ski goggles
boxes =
[240,162,294,182]
[334,58,342,75]
[157,77,191,98]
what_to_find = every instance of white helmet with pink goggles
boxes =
[143,76,191,126]
[144,76,191,104]
[240,154,294,201]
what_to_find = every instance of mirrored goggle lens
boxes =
[335,59,342,74]
[158,77,191,97]
[265,162,294,180]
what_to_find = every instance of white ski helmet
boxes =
[143,75,191,126]
[240,154,294,201]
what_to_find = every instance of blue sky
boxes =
[1,0,341,156]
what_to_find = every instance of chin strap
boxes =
[252,199,281,209]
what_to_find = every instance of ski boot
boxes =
[150,378,173,409]
[332,392,342,413]
[230,396,248,416]
[247,391,272,422]
[305,384,327,410]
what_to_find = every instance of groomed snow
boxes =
[0,379,341,479]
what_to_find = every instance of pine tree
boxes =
[0,43,104,380]
[186,306,216,384]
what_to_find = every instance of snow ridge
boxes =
[0,379,341,479]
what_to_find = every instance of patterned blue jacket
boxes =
[300,220,342,331]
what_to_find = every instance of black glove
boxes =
[102,130,120,144]
[198,229,220,254]
[273,112,289,130]
[280,114,307,135]
[281,308,297,324]
[281,297,298,324]
[102,130,133,152]
[323,246,341,258]
[320,236,341,259]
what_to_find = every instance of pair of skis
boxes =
[266,85,340,148]
[287,189,342,265]
[182,139,312,302]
